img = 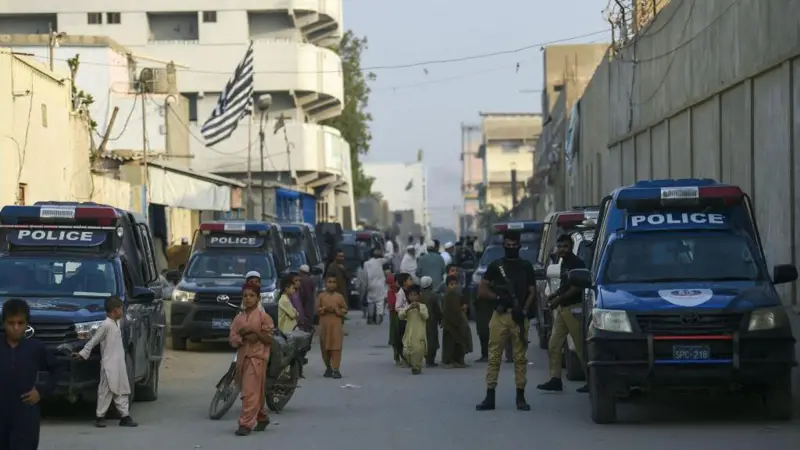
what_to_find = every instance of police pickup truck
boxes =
[0,203,165,403]
[169,221,288,351]
[568,179,798,423]
[280,222,324,288]
[533,208,598,349]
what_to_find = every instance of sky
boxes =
[345,0,609,228]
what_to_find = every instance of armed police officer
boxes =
[537,234,589,393]
[475,229,537,411]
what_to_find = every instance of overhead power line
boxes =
[30,29,610,75]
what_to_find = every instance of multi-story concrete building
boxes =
[0,1,354,225]
[477,113,541,213]
[460,123,481,235]
[1,34,188,159]
[362,161,429,237]
[532,43,608,217]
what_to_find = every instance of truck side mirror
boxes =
[773,264,798,285]
[165,269,182,284]
[568,269,592,289]
[131,287,156,304]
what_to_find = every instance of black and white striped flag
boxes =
[201,41,254,147]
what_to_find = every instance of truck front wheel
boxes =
[136,362,160,402]
[171,336,187,351]
[763,370,792,420]
[125,352,136,402]
[589,369,616,424]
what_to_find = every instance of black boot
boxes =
[118,416,138,427]
[475,388,496,411]
[516,388,531,411]
[323,367,333,378]
[536,377,563,391]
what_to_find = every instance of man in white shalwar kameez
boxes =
[400,246,418,279]
[75,297,138,428]
[363,249,389,324]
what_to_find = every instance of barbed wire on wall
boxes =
[605,0,673,53]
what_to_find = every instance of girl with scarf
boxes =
[229,283,274,436]
[399,285,429,374]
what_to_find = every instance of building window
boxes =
[40,104,47,127]
[202,11,217,23]
[107,13,121,24]
[183,93,198,122]
[496,139,523,153]
[87,12,102,24]
[17,183,27,206]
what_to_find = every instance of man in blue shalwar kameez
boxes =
[1,298,61,450]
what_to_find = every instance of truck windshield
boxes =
[603,233,763,283]
[479,245,538,266]
[288,251,307,270]
[186,253,276,280]
[0,257,117,297]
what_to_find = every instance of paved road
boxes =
[42,315,800,450]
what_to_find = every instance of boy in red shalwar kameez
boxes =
[229,283,274,436]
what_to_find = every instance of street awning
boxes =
[144,160,245,211]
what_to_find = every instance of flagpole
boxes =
[247,112,254,220]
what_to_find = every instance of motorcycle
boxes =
[208,298,314,420]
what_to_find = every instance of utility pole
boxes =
[256,95,272,221]
[281,122,293,186]
[510,162,518,217]
[140,84,149,218]
[48,25,65,72]
[246,114,253,219]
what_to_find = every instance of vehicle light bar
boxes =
[492,221,543,233]
[556,212,587,226]
[224,223,246,232]
[199,222,269,234]
[356,232,373,240]
[616,184,744,209]
[0,205,119,226]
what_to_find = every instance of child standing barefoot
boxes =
[398,285,429,374]
[317,274,348,378]
[229,284,274,436]
[74,296,138,428]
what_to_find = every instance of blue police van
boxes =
[568,179,798,423]
[0,203,165,402]
[469,221,542,319]
[169,221,289,350]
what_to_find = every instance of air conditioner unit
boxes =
[138,68,170,94]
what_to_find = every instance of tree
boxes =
[322,30,376,199]
[476,205,509,230]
